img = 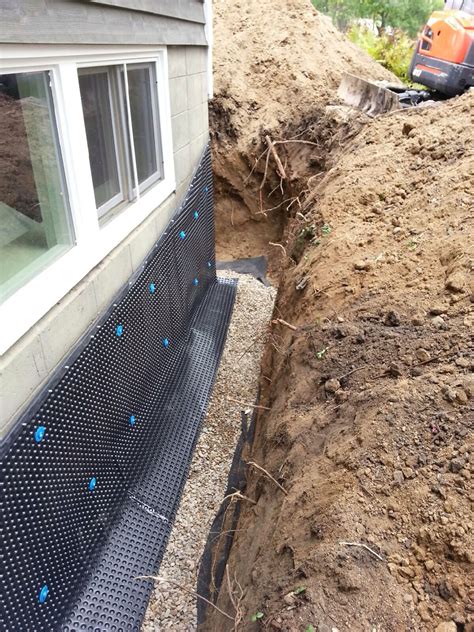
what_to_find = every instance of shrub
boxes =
[348,24,416,83]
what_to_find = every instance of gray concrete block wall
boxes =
[169,46,209,188]
[0,46,210,436]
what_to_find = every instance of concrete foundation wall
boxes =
[0,45,210,436]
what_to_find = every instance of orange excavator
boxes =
[408,0,474,96]
[339,0,473,113]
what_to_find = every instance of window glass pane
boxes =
[78,69,123,212]
[0,71,73,302]
[126,63,161,189]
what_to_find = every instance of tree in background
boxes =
[311,0,358,30]
[311,0,444,81]
[361,0,445,35]
[311,0,444,36]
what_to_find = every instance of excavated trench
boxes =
[198,91,474,632]
[210,102,367,280]
[179,3,474,630]
[192,108,357,627]
[142,107,351,630]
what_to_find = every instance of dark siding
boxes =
[0,0,206,45]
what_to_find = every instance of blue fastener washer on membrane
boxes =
[38,585,49,604]
[34,426,46,443]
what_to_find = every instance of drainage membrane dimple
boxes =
[0,146,236,632]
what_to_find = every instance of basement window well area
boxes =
[0,46,175,354]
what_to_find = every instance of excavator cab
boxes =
[408,0,474,96]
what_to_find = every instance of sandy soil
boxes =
[205,1,474,630]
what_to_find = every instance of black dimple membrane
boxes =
[0,146,237,632]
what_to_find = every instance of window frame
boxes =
[77,64,128,218]
[0,45,175,355]
[125,61,164,195]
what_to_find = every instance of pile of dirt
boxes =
[206,88,474,630]
[211,0,394,274]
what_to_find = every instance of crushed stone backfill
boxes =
[142,271,276,631]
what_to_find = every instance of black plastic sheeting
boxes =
[1,146,236,632]
[196,404,258,628]
[216,256,270,286]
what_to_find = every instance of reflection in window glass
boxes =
[78,68,124,213]
[126,63,161,189]
[0,71,73,302]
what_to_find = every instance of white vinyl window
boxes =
[78,61,164,219]
[125,62,163,193]
[0,46,175,354]
[79,66,128,215]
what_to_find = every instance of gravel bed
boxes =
[141,272,276,631]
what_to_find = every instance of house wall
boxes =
[0,45,210,437]
[0,0,206,45]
